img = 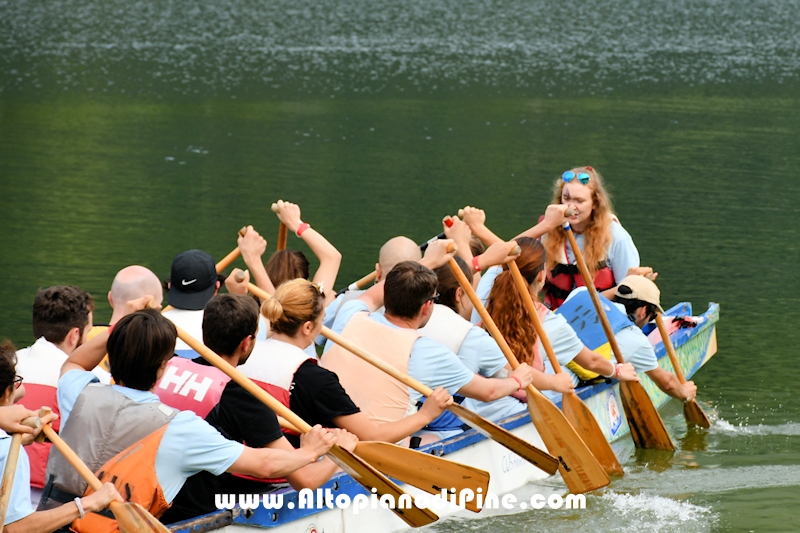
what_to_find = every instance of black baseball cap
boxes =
[168,250,217,310]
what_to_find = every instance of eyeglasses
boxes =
[562,171,590,185]
[426,293,440,304]
[13,376,23,389]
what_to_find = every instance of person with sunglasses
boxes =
[241,278,452,447]
[0,340,124,533]
[462,166,654,310]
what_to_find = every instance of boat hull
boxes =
[168,301,719,533]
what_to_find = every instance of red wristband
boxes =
[614,363,622,379]
[472,256,481,272]
[511,376,523,391]
[296,222,311,237]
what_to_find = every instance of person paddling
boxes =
[241,279,451,446]
[38,301,336,533]
[160,294,358,524]
[0,340,123,533]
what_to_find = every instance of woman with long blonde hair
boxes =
[241,279,451,445]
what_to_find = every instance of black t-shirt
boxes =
[285,359,360,447]
[161,358,284,525]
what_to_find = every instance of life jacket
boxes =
[39,384,177,519]
[545,242,615,309]
[73,425,172,533]
[237,338,316,485]
[321,313,419,428]
[154,357,231,418]
[555,290,633,381]
[418,304,473,355]
[15,338,63,489]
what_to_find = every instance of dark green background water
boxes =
[2,1,799,531]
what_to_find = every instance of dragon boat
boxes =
[167,300,719,533]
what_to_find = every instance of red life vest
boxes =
[545,242,615,309]
[236,338,316,484]
[154,357,230,418]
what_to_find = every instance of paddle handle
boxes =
[349,271,377,291]
[563,225,628,364]
[507,261,564,373]
[0,433,23,529]
[216,227,249,274]
[270,203,289,250]
[655,314,687,384]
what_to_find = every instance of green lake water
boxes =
[2,0,800,531]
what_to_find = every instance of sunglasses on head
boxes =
[425,293,440,304]
[562,171,590,184]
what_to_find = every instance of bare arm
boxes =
[333,387,452,443]
[273,201,342,306]
[646,367,696,401]
[460,207,503,247]
[228,424,335,478]
[572,347,639,382]
[5,483,122,533]
[238,225,275,296]
[530,370,575,394]
[514,204,571,240]
[456,364,533,402]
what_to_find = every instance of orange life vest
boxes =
[71,426,170,533]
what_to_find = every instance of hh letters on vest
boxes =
[321,313,419,427]
[154,357,231,418]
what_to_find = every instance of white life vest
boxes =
[418,304,474,355]
[240,338,316,410]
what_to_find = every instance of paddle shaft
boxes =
[562,223,675,450]
[0,434,23,530]
[507,261,564,373]
[507,260,625,476]
[447,257,611,491]
[562,226,629,364]
[655,313,711,428]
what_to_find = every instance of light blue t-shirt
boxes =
[58,370,244,502]
[0,432,33,525]
[457,327,507,377]
[327,300,475,403]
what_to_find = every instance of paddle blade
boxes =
[684,399,712,429]
[326,445,439,528]
[561,392,625,477]
[524,388,610,494]
[354,441,490,513]
[618,381,675,450]
[446,403,559,476]
[109,501,171,533]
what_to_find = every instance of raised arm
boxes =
[514,204,571,240]
[238,225,276,296]
[273,200,342,306]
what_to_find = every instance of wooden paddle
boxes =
[241,279,557,477]
[506,260,625,476]
[175,327,438,528]
[448,258,610,493]
[562,223,675,450]
[655,313,711,428]
[274,417,489,513]
[321,327,559,477]
[0,416,40,530]
[36,422,170,533]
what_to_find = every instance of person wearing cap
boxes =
[610,275,697,403]
[163,250,222,356]
[557,275,696,402]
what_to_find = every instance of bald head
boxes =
[377,237,422,281]
[109,266,164,315]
